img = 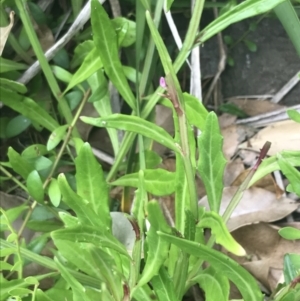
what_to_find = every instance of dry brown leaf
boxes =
[224,158,245,186]
[221,124,256,159]
[218,113,237,128]
[223,223,300,291]
[199,187,299,231]
[239,120,300,156]
[228,98,284,116]
[231,169,284,196]
[0,11,14,56]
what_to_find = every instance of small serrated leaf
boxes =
[197,211,246,256]
[198,112,227,212]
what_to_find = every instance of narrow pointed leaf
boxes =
[158,232,263,301]
[81,114,179,153]
[0,87,59,132]
[111,169,175,196]
[137,201,171,287]
[195,266,229,301]
[57,174,103,228]
[197,210,245,256]
[91,0,136,110]
[75,143,111,227]
[198,112,227,212]
[51,226,129,257]
[197,0,286,44]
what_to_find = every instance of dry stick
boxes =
[203,3,226,106]
[17,89,91,240]
[271,71,300,104]
[236,104,300,127]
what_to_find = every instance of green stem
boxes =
[107,0,205,182]
[14,0,79,137]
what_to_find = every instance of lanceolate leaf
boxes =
[277,153,300,196]
[91,0,136,110]
[198,112,227,213]
[0,86,59,132]
[81,114,179,154]
[194,266,229,301]
[111,169,176,196]
[51,225,129,257]
[75,143,111,227]
[137,201,171,288]
[54,257,91,301]
[197,0,286,44]
[151,267,179,301]
[47,125,68,151]
[158,232,264,301]
[197,210,245,256]
[58,174,104,228]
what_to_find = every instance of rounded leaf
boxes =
[27,170,44,203]
[48,178,61,207]
[6,115,31,138]
[279,227,300,240]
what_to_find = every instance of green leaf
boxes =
[81,114,179,154]
[279,227,300,240]
[197,112,227,212]
[88,70,119,156]
[51,65,73,84]
[26,170,44,203]
[54,257,92,301]
[249,150,300,187]
[65,46,103,94]
[111,169,176,196]
[26,220,62,232]
[274,0,300,57]
[137,201,171,288]
[151,267,179,301]
[0,279,30,301]
[91,0,136,110]
[158,232,264,301]
[0,204,28,232]
[75,143,111,227]
[197,0,286,44]
[22,144,49,158]
[243,39,257,52]
[48,178,61,207]
[184,93,208,130]
[46,125,68,151]
[195,266,229,301]
[51,225,129,257]
[112,17,136,47]
[57,174,103,228]
[71,40,94,69]
[283,253,300,284]
[8,147,34,180]
[287,109,300,123]
[197,210,246,256]
[0,78,27,94]
[277,153,300,196]
[0,86,59,132]
[11,113,36,137]
[53,240,122,300]
[0,57,28,73]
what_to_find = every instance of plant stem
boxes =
[107,0,205,181]
[14,0,79,137]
